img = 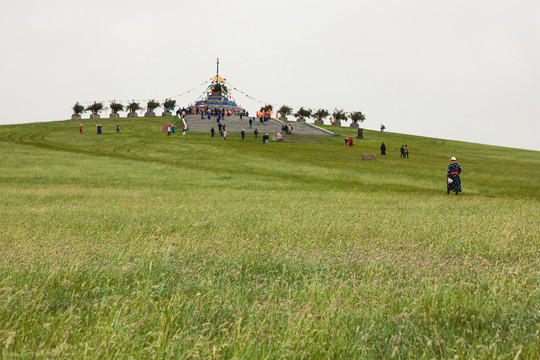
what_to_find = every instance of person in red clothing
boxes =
[348,137,353,146]
[79,124,83,134]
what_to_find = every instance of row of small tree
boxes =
[73,100,177,116]
[263,105,366,126]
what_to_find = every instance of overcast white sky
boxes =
[1,0,538,150]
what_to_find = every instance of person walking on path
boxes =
[254,128,259,139]
[80,124,83,134]
[241,129,245,140]
[380,142,386,155]
[447,156,462,195]
[211,127,215,137]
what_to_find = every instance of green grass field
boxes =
[0,116,538,359]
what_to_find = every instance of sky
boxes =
[0,0,538,151]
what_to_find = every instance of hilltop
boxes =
[0,117,538,358]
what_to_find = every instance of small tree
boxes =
[146,100,161,111]
[259,104,273,113]
[73,103,85,114]
[294,107,312,121]
[332,109,347,124]
[313,109,329,122]
[163,99,176,111]
[277,105,292,119]
[86,102,103,114]
[349,111,366,125]
[110,102,124,113]
[127,102,141,112]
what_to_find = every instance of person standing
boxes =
[400,145,405,158]
[167,125,171,136]
[249,118,253,129]
[241,129,245,140]
[211,127,215,137]
[222,130,227,140]
[380,142,386,155]
[404,145,409,158]
[80,124,83,134]
[344,137,349,146]
[254,128,259,139]
[348,137,353,146]
[116,124,120,134]
[447,157,462,195]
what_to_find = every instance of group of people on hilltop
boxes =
[281,124,293,134]
[179,107,249,118]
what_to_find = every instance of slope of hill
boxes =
[0,117,538,358]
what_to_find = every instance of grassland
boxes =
[0,116,538,359]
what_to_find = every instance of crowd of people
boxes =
[176,107,249,119]
[77,120,462,194]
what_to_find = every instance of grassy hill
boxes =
[0,117,538,358]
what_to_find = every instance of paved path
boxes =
[183,115,333,136]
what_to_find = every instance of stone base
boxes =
[145,111,156,117]
[332,121,341,127]
[350,122,359,128]
[71,114,81,120]
[357,128,364,139]
[162,111,172,116]
[296,118,306,123]
[127,112,138,118]
[110,113,120,118]
[314,119,324,125]
[90,113,101,119]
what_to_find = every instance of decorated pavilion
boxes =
[188,59,244,113]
